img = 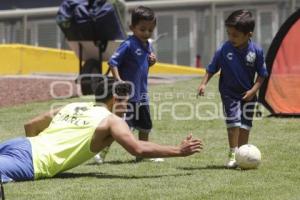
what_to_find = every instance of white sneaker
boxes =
[135,157,165,162]
[94,146,110,164]
[226,159,238,168]
[225,152,238,169]
[94,154,103,164]
[149,158,165,162]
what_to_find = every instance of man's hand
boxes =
[148,53,157,66]
[197,84,206,96]
[179,134,203,156]
[242,89,256,101]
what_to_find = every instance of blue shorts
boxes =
[221,95,256,130]
[0,137,34,182]
[125,102,152,133]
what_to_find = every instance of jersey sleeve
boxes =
[256,48,268,77]
[206,47,222,74]
[108,41,129,68]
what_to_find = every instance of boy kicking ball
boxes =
[197,10,268,168]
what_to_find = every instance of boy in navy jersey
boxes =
[197,10,268,168]
[109,6,162,162]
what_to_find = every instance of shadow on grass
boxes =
[53,171,193,180]
[85,159,136,166]
[177,165,229,171]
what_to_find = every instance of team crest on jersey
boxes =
[135,48,142,56]
[246,51,256,67]
[226,52,233,60]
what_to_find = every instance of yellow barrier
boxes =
[149,63,205,75]
[0,44,205,76]
[0,44,78,75]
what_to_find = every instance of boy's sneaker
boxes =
[135,157,165,163]
[94,154,103,164]
[149,158,165,162]
[94,146,110,164]
[226,151,238,169]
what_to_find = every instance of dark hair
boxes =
[95,77,132,103]
[225,10,255,34]
[131,6,156,27]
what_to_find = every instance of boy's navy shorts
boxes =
[221,95,257,130]
[125,102,152,133]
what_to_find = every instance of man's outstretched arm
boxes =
[108,115,203,158]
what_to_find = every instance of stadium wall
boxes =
[0,44,205,76]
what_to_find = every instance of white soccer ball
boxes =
[236,144,261,169]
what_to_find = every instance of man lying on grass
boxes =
[0,78,203,182]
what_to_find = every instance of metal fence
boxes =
[0,0,299,67]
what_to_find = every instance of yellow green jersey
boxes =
[28,102,111,179]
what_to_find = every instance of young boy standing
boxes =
[109,6,162,162]
[197,10,268,168]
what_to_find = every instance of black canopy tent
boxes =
[57,0,126,95]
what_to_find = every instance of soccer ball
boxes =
[236,144,261,169]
